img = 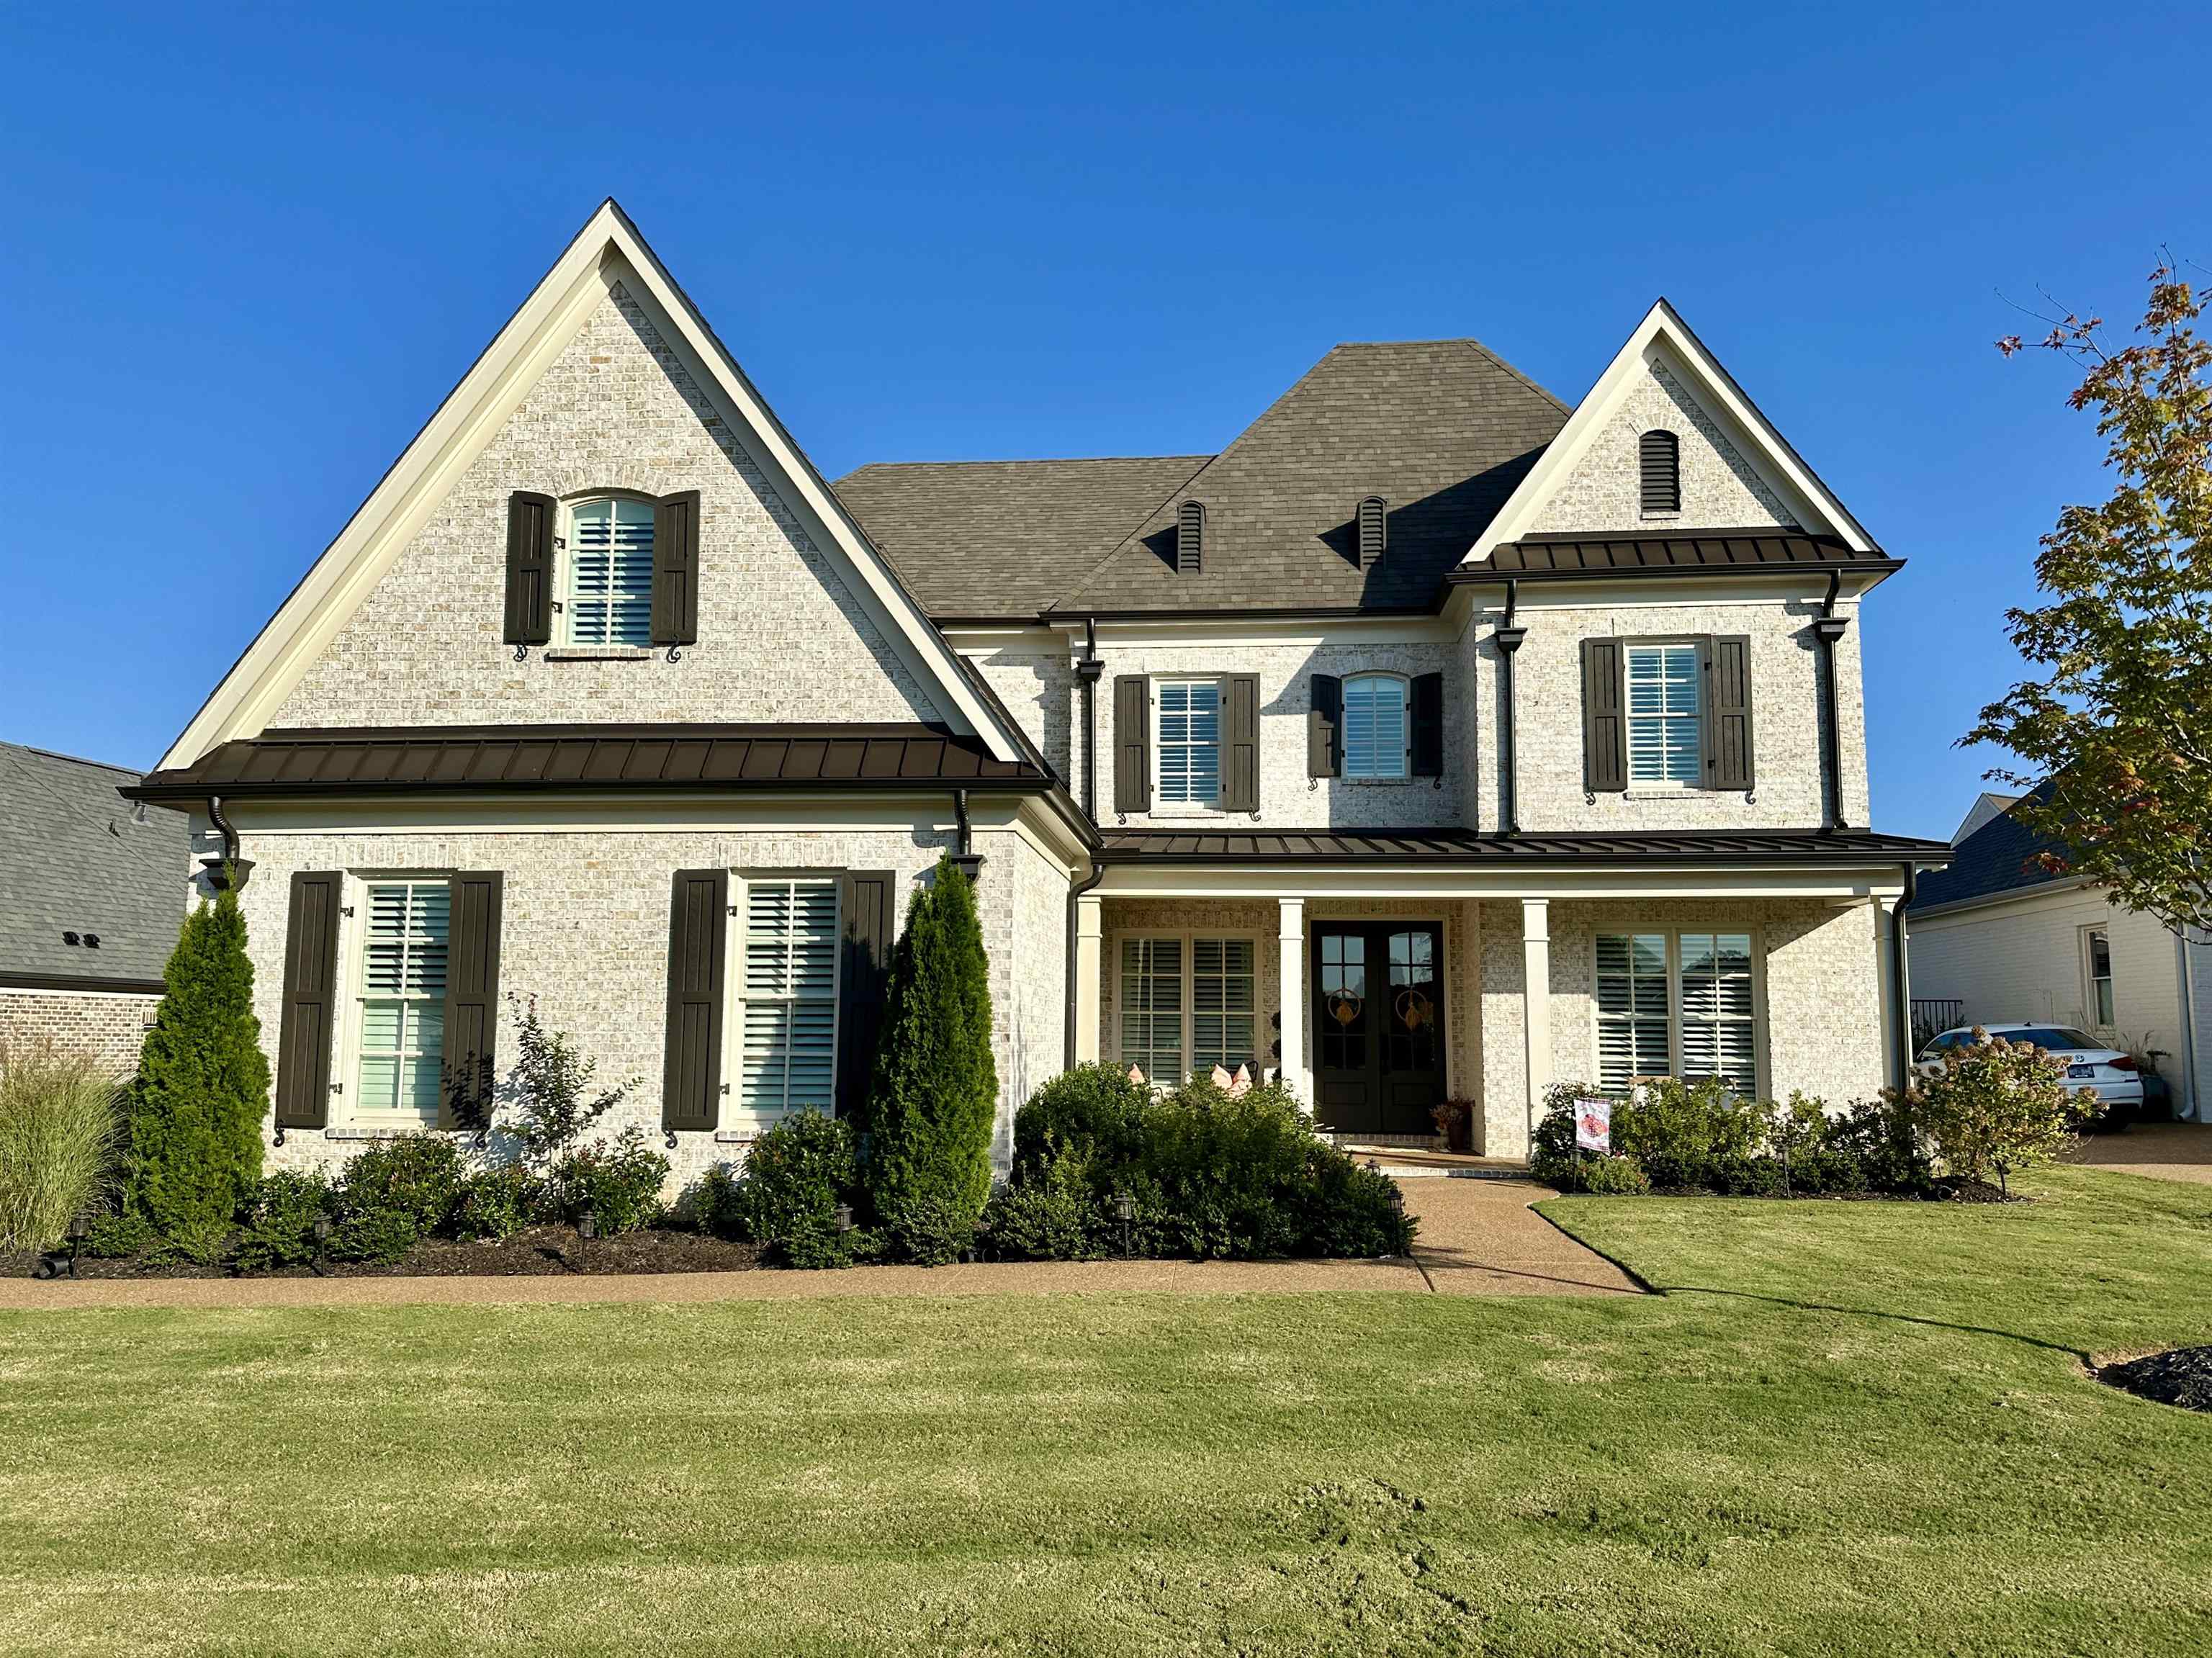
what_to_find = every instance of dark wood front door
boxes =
[1312,922,1446,1136]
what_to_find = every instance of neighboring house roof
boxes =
[1910,782,2068,914]
[835,455,1210,618]
[1455,529,1897,581]
[1951,790,2023,846]
[126,724,1052,801]
[1097,826,1950,865]
[1,742,187,991]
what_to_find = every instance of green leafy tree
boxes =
[1977,264,2212,934]
[1901,1028,2088,1197]
[862,856,997,1261]
[125,887,269,1243]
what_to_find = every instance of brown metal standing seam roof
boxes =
[1097,827,1951,863]
[1462,531,1894,578]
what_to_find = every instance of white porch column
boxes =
[1074,893,1104,1065]
[1874,896,1899,1093]
[1277,898,1306,1107]
[1521,898,1552,1140]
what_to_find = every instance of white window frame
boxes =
[1591,927,1766,1099]
[721,873,842,1130]
[2082,926,2116,1026]
[555,492,657,651]
[1341,672,1411,782]
[1152,677,1226,813]
[331,870,456,1135]
[1114,929,1262,1083]
[1623,640,1703,791]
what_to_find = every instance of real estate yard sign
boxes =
[1575,1098,1611,1154]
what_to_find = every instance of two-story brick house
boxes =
[126,202,1946,1179]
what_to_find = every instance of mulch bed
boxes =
[2097,1347,2212,1413]
[2,1225,762,1281]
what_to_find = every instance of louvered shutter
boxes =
[652,490,700,646]
[441,873,503,1132]
[1410,672,1444,778]
[1220,675,1260,812]
[504,492,555,645]
[1113,675,1151,813]
[836,870,899,1120]
[1639,431,1681,514]
[1581,639,1627,793]
[1308,674,1342,778]
[1357,497,1387,567]
[662,869,728,1132]
[276,871,343,1130]
[1703,634,1755,790]
[1177,500,1204,574]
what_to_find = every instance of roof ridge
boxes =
[838,453,1213,481]
[1,740,144,778]
[1453,338,1573,416]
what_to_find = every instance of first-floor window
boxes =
[1192,938,1257,1075]
[1120,937,1183,1081]
[739,879,840,1117]
[1596,929,1758,1096]
[1156,680,1221,805]
[2085,928,2115,1025]
[358,879,450,1123]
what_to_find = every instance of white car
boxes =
[1915,1023,2144,1112]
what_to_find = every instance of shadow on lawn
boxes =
[1655,1284,2092,1364]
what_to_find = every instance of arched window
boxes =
[562,495,655,647]
[1639,430,1681,515]
[1342,673,1410,780]
[1177,500,1205,574]
[1357,495,1387,567]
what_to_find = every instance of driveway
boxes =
[2068,1120,2212,1186]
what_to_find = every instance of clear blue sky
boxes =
[3,2,2200,840]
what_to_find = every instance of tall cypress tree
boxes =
[862,856,997,1261]
[127,887,269,1240]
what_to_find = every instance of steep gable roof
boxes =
[1,743,188,989]
[1048,340,1568,613]
[835,454,1209,618]
[160,201,1032,770]
[1910,781,2071,913]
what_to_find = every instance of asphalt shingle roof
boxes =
[1910,782,2069,912]
[1,742,187,989]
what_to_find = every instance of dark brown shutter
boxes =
[837,870,899,1119]
[652,490,700,646]
[1357,496,1387,567]
[1177,500,1204,574]
[1113,675,1151,813]
[1639,430,1681,513]
[1704,634,1755,790]
[1410,672,1444,778]
[275,871,343,1130]
[503,492,554,646]
[1581,638,1627,793]
[662,869,728,1132]
[1308,674,1342,778]
[441,873,503,1131]
[1220,675,1260,812]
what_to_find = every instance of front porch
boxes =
[1072,829,1934,1158]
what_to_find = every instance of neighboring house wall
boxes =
[0,987,159,1076]
[1527,358,1798,534]
[273,284,942,731]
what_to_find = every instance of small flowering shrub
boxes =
[1899,1027,2089,1196]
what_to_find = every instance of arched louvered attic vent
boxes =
[1639,429,1681,514]
[1177,499,1205,574]
[1357,496,1387,568]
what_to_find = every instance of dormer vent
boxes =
[1177,500,1205,574]
[1639,429,1681,514]
[1357,495,1387,567]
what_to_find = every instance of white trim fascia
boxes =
[161,200,1025,771]
[1905,878,2108,926]
[1095,865,1911,903]
[0,983,163,1001]
[1052,613,1458,650]
[1464,299,1878,566]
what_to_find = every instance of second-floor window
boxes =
[1625,642,1701,786]
[1156,680,1221,805]
[563,497,655,648]
[1342,674,1409,780]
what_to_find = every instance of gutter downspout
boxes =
[1891,862,1917,1092]
[2179,929,2202,1122]
[1064,861,1105,1069]
[1072,616,1102,820]
[200,795,253,891]
[1494,579,1527,836]
[1812,572,1851,831]
[949,789,984,884]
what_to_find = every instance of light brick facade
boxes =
[0,988,159,1077]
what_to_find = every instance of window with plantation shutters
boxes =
[1640,429,1681,514]
[1596,929,1760,1098]
[1191,938,1256,1076]
[357,880,450,1124]
[562,497,655,647]
[1120,937,1182,1082]
[1342,674,1410,780]
[1596,933,1670,1094]
[739,879,840,1119]
[1626,642,1701,786]
[1679,933,1755,1093]
[1156,680,1222,805]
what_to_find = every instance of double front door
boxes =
[1311,922,1446,1136]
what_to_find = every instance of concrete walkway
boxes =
[0,1179,1637,1310]
[2068,1121,2212,1186]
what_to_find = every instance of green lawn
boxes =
[6,1167,2212,1656]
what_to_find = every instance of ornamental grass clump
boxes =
[0,1042,122,1251]
[1899,1026,2089,1197]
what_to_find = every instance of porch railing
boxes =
[1910,999,1964,1051]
